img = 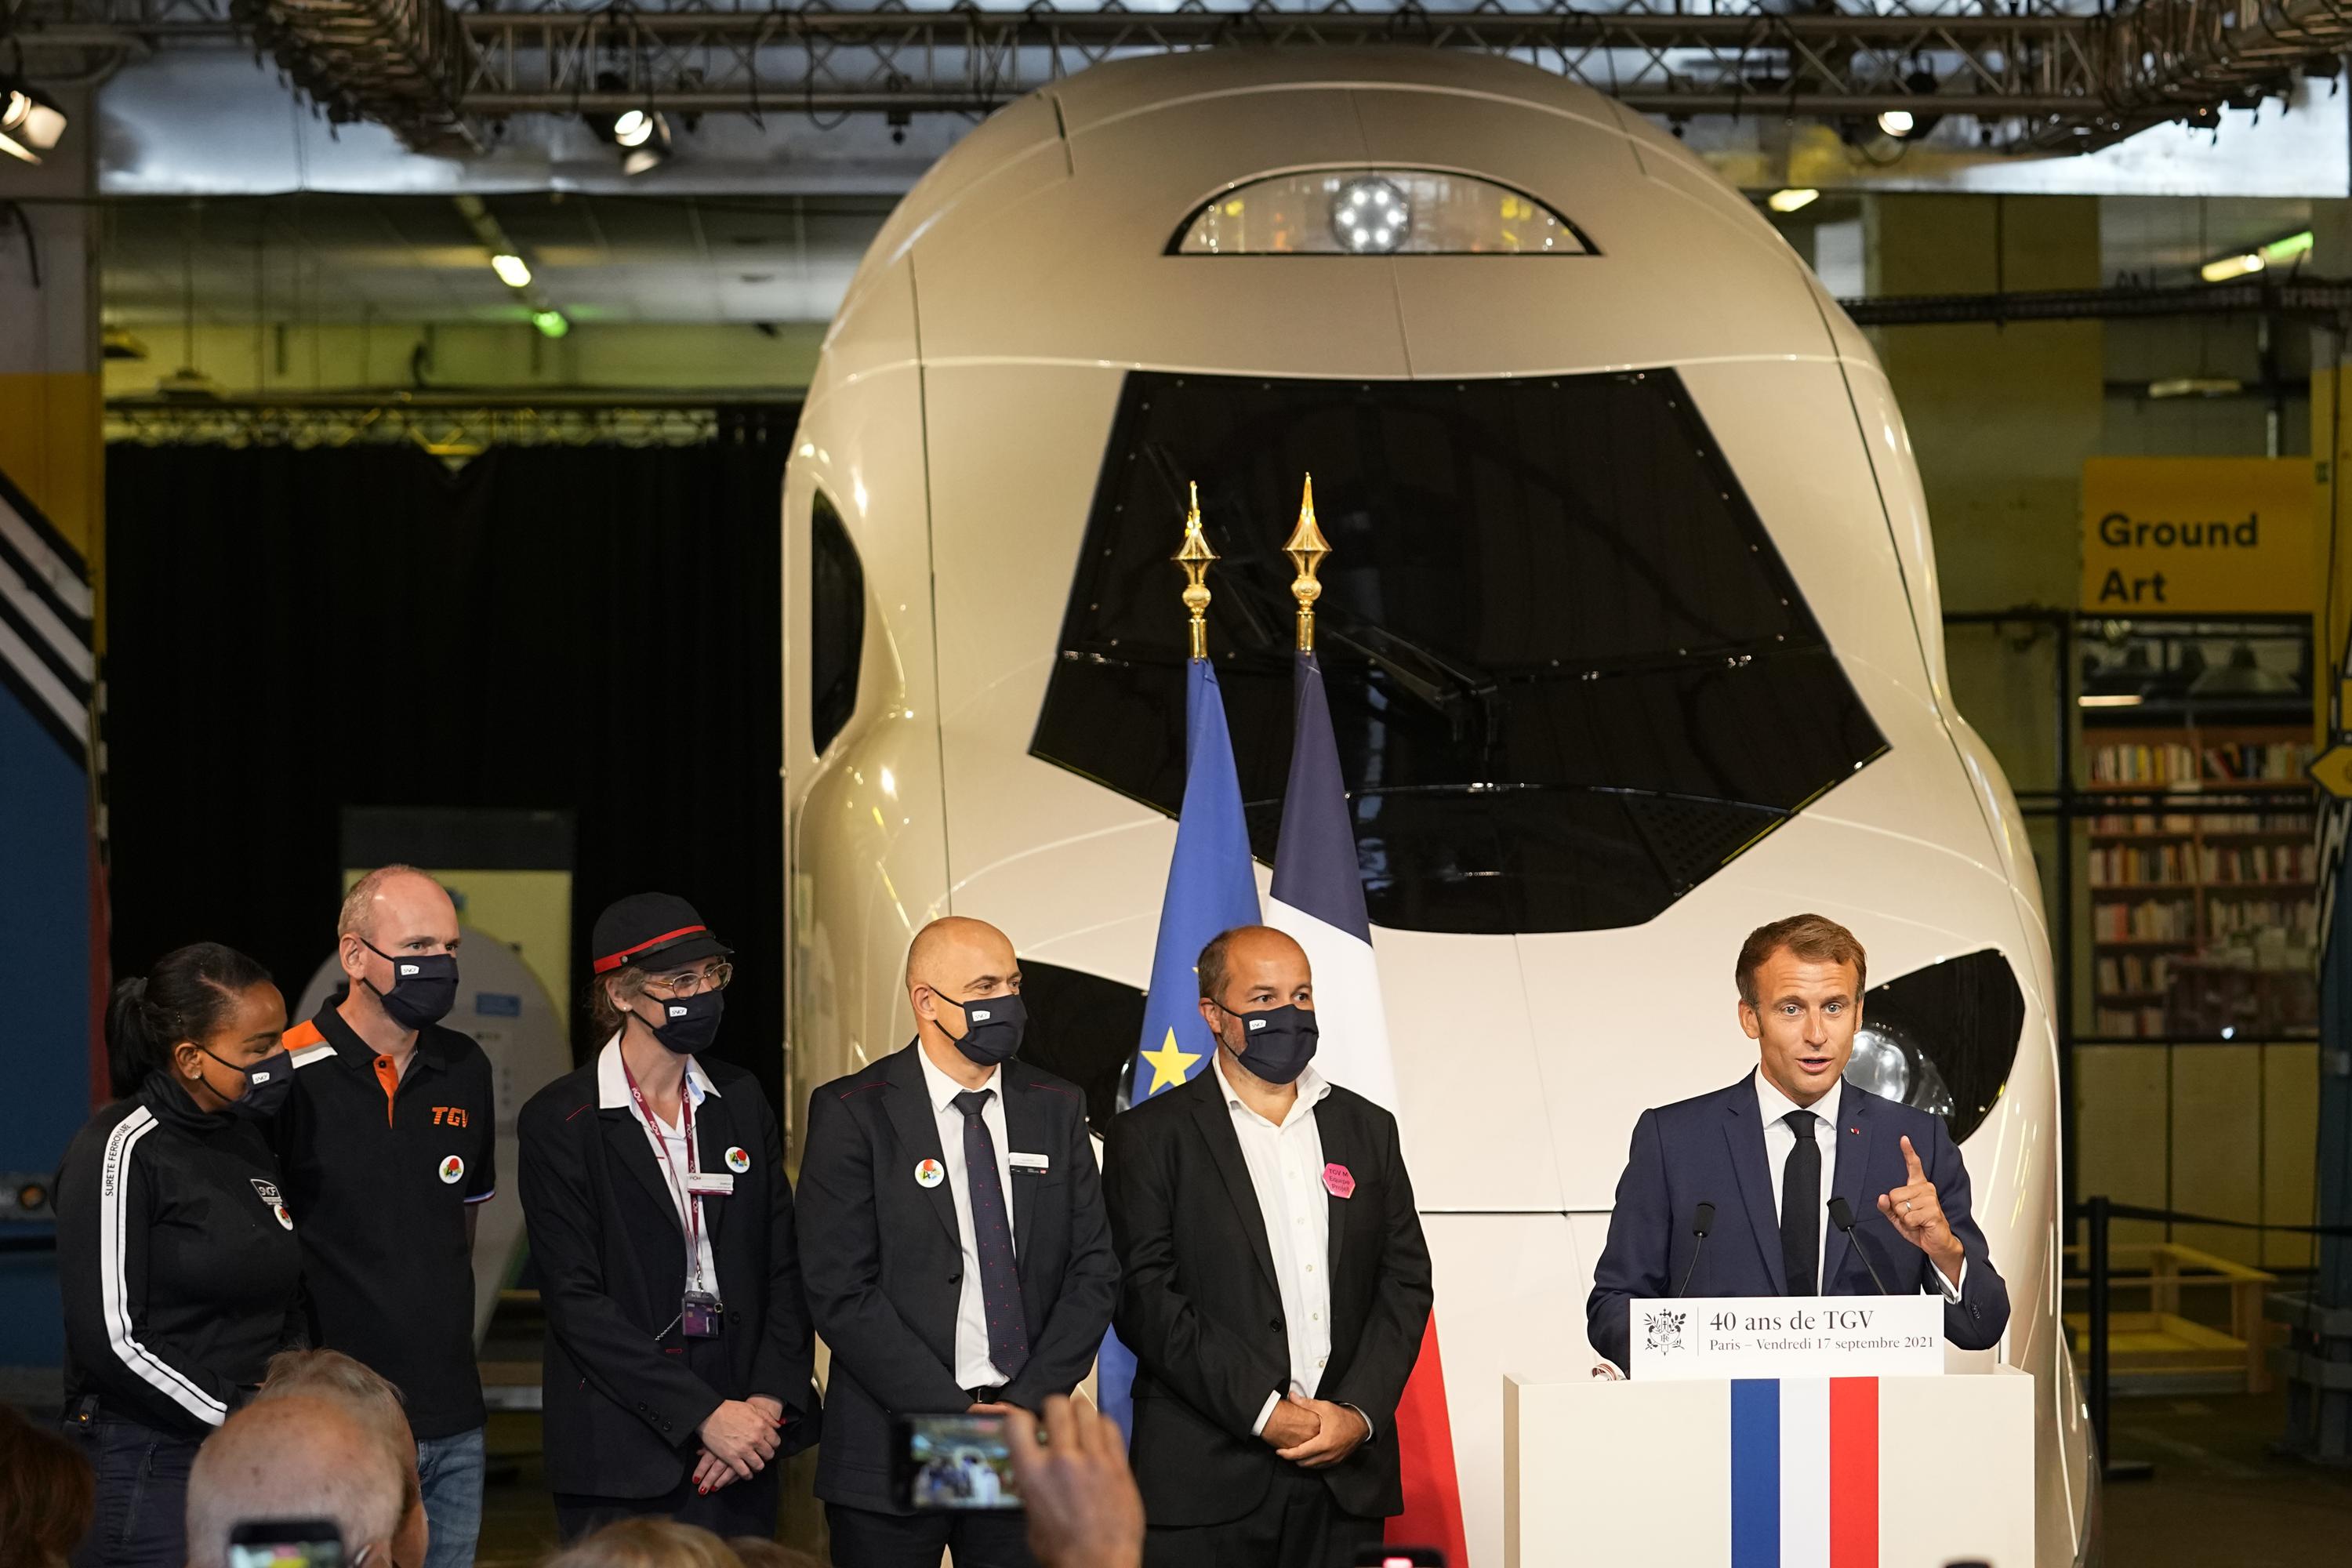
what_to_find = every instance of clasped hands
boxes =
[694,1395,786,1494]
[1877,1133,1965,1287]
[1261,1392,1368,1468]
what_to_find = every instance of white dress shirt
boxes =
[1214,1051,1350,1438]
[916,1046,1018,1392]
[1753,1069,1962,1301]
[598,1035,724,1303]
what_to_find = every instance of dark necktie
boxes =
[953,1089,1029,1380]
[1780,1109,1820,1298]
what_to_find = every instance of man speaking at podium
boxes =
[1585,914,2009,1373]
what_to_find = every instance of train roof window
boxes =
[1031,369,1889,936]
[1170,169,1592,256]
[809,489,864,757]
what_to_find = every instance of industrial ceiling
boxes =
[7,0,2350,165]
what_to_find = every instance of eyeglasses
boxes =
[642,962,733,998]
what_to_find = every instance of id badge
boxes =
[681,1290,724,1339]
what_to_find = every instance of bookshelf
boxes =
[2084,725,2318,1038]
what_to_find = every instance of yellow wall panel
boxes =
[2169,1046,2262,1267]
[2074,1044,2169,1250]
[2263,1042,2320,1272]
[0,372,103,568]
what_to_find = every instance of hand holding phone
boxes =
[1003,1397,1144,1568]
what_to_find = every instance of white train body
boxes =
[781,47,2090,1566]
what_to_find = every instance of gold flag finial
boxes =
[1283,474,1330,654]
[1174,480,1218,662]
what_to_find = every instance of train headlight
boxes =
[1845,1020,1955,1119]
[1842,949,2027,1142]
[1332,177,1410,253]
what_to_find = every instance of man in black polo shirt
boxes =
[278,864,498,1568]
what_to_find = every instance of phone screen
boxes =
[895,1412,1024,1511]
[228,1550,343,1568]
[227,1520,347,1568]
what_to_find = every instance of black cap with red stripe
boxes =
[591,891,733,975]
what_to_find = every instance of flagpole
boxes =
[1174,479,1217,662]
[1283,473,1330,654]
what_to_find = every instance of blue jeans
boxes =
[65,1411,201,1568]
[416,1426,486,1568]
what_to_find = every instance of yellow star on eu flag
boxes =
[1138,1027,1201,1097]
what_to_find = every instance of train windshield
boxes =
[1031,369,1887,935]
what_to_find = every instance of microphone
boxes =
[1828,1197,1892,1295]
[1672,1202,1717,1298]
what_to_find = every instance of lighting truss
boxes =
[103,395,793,452]
[7,0,2337,156]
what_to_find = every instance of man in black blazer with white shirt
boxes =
[798,916,1120,1568]
[1103,925,1433,1568]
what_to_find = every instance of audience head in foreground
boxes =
[184,1394,405,1568]
[254,1348,429,1568]
[545,1519,746,1568]
[724,1541,822,1568]
[0,1401,96,1568]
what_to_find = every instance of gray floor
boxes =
[2103,1385,2352,1567]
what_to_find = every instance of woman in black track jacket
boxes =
[55,942,304,1568]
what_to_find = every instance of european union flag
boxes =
[1100,655,1260,1442]
[1127,657,1261,1103]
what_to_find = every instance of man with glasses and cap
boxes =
[797,915,1119,1568]
[517,892,822,1538]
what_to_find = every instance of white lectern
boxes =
[1503,1365,2034,1567]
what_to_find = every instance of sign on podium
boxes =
[1632,1294,1946,1381]
[1506,1298,2033,1567]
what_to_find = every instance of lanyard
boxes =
[621,1055,706,1292]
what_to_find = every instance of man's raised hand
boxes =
[1877,1133,1964,1284]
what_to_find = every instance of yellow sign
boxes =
[2081,457,2316,614]
[2312,744,2352,800]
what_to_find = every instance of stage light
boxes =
[2262,229,2314,265]
[1877,109,1915,138]
[1766,188,1819,214]
[0,82,67,162]
[2201,251,2264,282]
[613,110,653,148]
[532,309,570,339]
[490,252,532,289]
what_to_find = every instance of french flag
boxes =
[1730,1377,1880,1568]
[1268,648,1465,1566]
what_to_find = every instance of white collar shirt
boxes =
[1215,1051,1338,1436]
[1752,1068,1962,1302]
[598,1034,724,1302]
[916,1044,1017,1392]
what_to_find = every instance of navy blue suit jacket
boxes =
[1585,1076,2009,1371]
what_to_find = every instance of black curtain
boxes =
[105,426,796,1116]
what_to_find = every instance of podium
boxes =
[1502,1366,2034,1567]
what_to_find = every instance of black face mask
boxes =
[362,941,459,1031]
[201,1046,295,1119]
[932,990,1025,1067]
[648,989,724,1055]
[1219,1002,1319,1085]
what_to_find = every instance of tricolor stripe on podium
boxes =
[1730,1377,1880,1568]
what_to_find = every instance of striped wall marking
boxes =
[0,490,93,622]
[0,547,93,684]
[0,608,86,740]
[1731,1377,1780,1567]
[1830,1377,1879,1568]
